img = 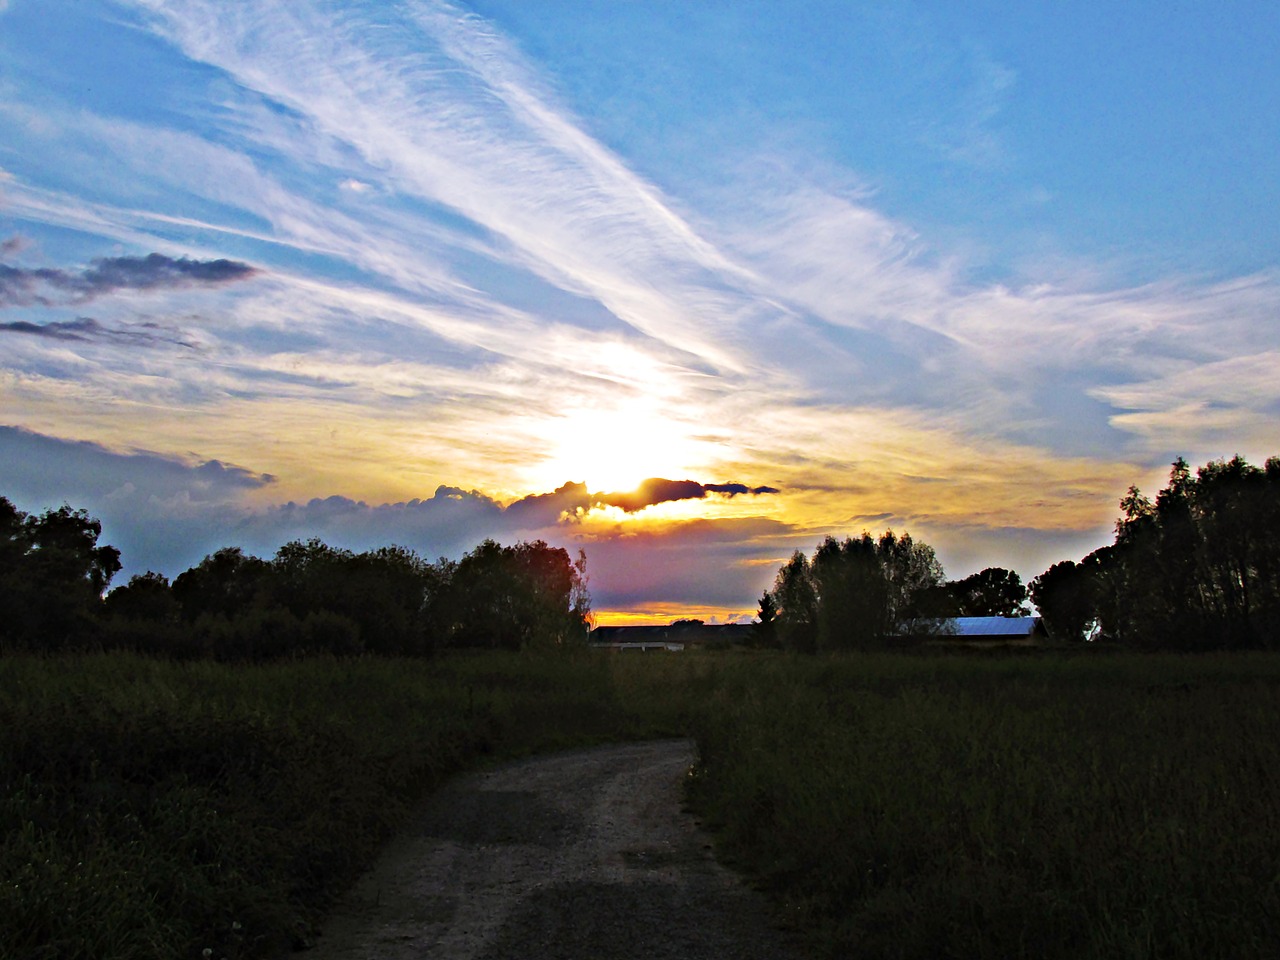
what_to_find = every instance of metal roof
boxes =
[948,616,1040,637]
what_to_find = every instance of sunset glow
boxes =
[526,404,710,498]
[2,1,1278,623]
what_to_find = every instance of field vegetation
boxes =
[688,652,1280,960]
[4,650,1279,960]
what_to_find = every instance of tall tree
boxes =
[947,567,1029,617]
[0,498,121,650]
[442,539,590,650]
[1029,561,1096,642]
[752,590,779,648]
[766,530,946,652]
[1033,455,1280,650]
[569,549,594,641]
[875,530,946,631]
[770,550,818,652]
[812,534,891,649]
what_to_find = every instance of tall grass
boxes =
[685,652,1280,960]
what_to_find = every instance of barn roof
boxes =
[948,616,1040,637]
[897,616,1042,639]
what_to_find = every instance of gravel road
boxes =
[302,739,811,960]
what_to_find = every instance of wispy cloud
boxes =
[1092,350,1280,458]
[34,0,1272,472]
[708,159,1280,452]
[918,46,1017,169]
[129,0,767,374]
[0,316,198,348]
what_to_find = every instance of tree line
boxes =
[0,496,591,659]
[757,454,1280,652]
[5,452,1277,657]
[1029,455,1280,650]
[753,530,1030,651]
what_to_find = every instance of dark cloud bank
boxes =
[0,427,275,582]
[260,478,780,555]
[0,252,257,308]
[595,477,779,513]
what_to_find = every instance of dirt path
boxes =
[303,739,811,960]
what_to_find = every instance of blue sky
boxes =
[2,1,1278,623]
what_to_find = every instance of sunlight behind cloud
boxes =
[525,403,709,495]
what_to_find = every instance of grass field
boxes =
[687,652,1280,959]
[2,649,1278,959]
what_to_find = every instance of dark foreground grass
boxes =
[685,652,1280,960]
[0,651,691,960]
[4,650,1279,960]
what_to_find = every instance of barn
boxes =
[926,616,1044,645]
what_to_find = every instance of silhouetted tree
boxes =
[0,498,121,651]
[172,547,271,622]
[442,539,590,650]
[1033,455,1280,650]
[101,571,198,656]
[771,550,818,652]
[1029,561,1096,642]
[946,567,1029,617]
[104,571,181,623]
[812,535,891,648]
[752,591,779,648]
[767,530,946,652]
[510,539,591,649]
[0,493,596,659]
[347,545,440,655]
[268,539,371,654]
[25,503,122,599]
[0,497,26,573]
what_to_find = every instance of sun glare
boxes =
[528,405,708,495]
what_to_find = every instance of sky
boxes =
[2,1,1278,625]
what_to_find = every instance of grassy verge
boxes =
[684,652,1280,960]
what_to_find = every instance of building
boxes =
[914,616,1045,646]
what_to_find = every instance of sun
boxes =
[527,404,708,494]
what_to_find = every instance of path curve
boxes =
[303,739,810,960]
